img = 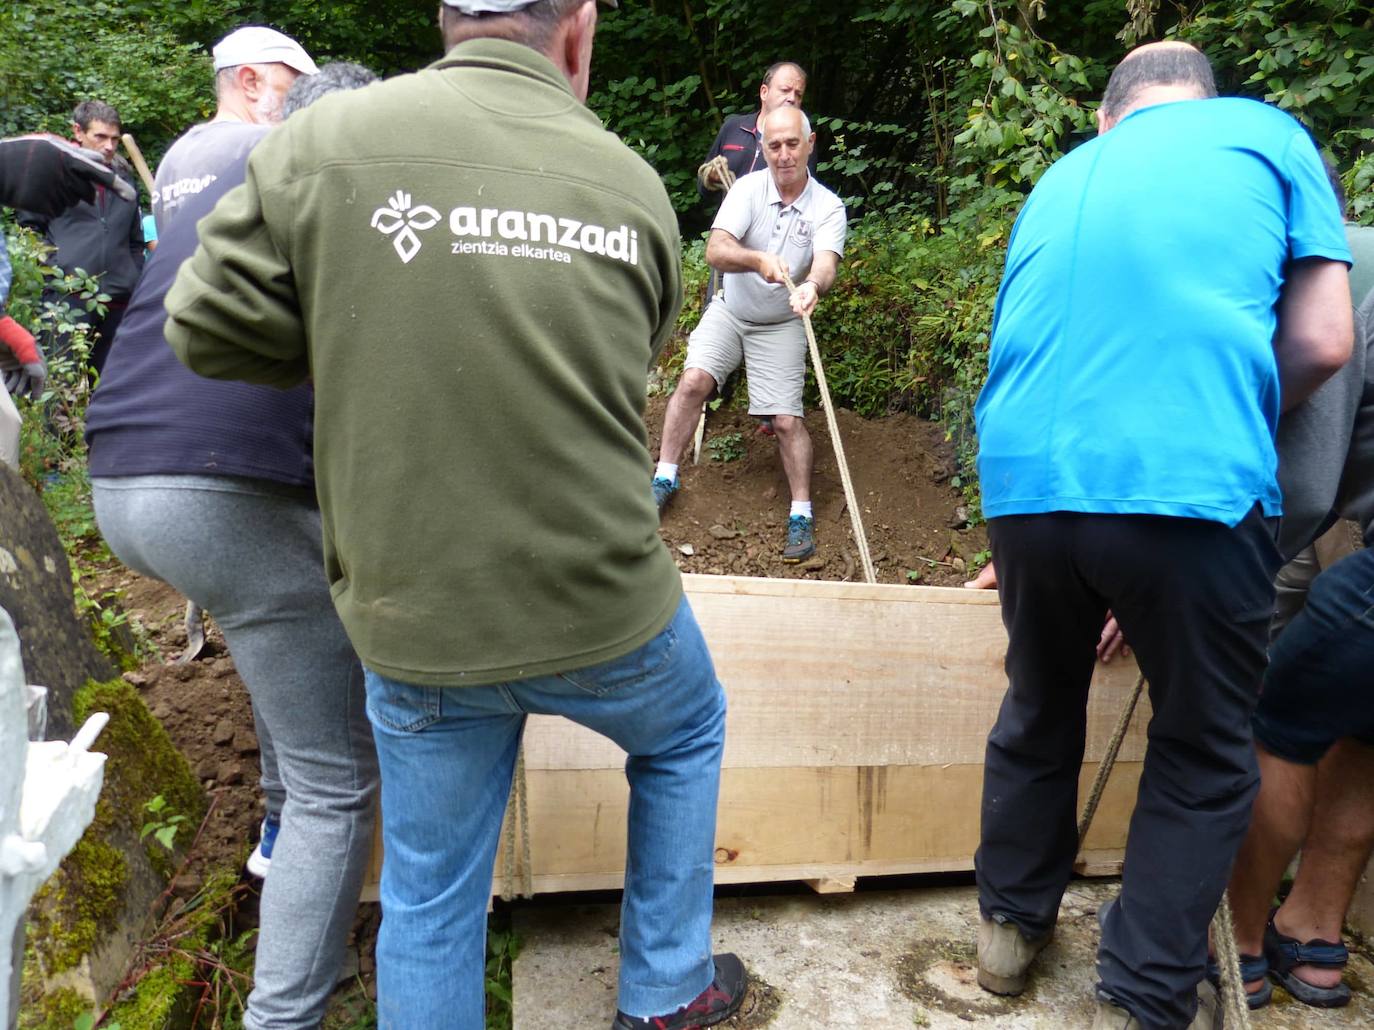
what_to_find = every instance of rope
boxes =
[1076,671,1145,845]
[1076,669,1252,1030]
[782,271,877,584]
[697,154,736,193]
[1212,890,1253,1030]
[499,743,535,901]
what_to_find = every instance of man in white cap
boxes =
[85,26,379,1030]
[152,26,318,230]
[162,2,750,1029]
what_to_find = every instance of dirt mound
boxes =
[647,396,987,586]
[89,554,264,876]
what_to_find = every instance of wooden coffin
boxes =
[362,574,1148,900]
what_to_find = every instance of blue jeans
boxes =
[1253,546,1374,763]
[365,596,726,1030]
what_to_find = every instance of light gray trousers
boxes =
[93,474,378,1030]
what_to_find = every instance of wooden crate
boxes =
[362,574,1148,900]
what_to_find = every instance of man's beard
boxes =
[253,90,285,125]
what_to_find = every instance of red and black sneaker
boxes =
[611,953,747,1030]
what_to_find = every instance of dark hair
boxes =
[1321,150,1348,218]
[72,100,121,131]
[439,0,587,54]
[763,61,807,87]
[1099,45,1215,121]
[282,62,379,118]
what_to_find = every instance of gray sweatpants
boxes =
[93,474,378,1030]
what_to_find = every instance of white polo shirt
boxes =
[714,169,847,325]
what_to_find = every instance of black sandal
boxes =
[1206,952,1272,1009]
[1263,912,1352,1008]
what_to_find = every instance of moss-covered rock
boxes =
[102,870,244,1030]
[29,985,88,1029]
[0,463,114,741]
[72,678,203,878]
[24,677,206,1020]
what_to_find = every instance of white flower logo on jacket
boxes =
[371,191,442,264]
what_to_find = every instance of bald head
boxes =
[763,105,811,142]
[1097,40,1216,132]
[761,106,815,198]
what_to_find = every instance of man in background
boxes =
[655,105,846,564]
[18,101,143,373]
[698,61,811,199]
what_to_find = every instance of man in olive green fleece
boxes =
[164,3,746,1028]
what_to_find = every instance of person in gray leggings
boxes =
[93,477,376,1026]
[82,46,379,1029]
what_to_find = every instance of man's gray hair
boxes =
[1099,44,1216,121]
[283,62,379,118]
[439,0,586,54]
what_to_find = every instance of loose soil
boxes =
[646,396,988,585]
[85,403,982,1023]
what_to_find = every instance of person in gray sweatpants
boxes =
[93,478,375,1025]
[82,37,378,1030]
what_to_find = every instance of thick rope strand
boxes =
[499,742,535,901]
[782,272,877,583]
[1077,671,1146,845]
[1212,891,1254,1030]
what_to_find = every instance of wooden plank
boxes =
[683,572,1002,605]
[484,763,1141,881]
[523,574,1148,772]
[805,876,857,894]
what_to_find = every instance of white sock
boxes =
[790,501,813,520]
[655,462,679,483]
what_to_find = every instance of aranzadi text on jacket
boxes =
[369,189,640,267]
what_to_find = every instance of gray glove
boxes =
[0,134,133,214]
[4,361,46,401]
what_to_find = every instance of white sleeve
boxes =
[814,196,847,257]
[711,177,756,240]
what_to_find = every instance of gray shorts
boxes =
[685,298,807,417]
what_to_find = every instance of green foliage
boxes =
[0,3,213,168]
[706,431,745,462]
[485,920,522,1030]
[141,794,190,852]
[950,3,1101,188]
[3,224,106,490]
[72,573,146,672]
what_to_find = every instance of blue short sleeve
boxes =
[1284,129,1351,264]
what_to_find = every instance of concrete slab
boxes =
[513,880,1374,1029]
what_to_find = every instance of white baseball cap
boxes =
[440,0,616,11]
[212,26,320,76]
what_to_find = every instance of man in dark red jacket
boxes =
[697,61,812,199]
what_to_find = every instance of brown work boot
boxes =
[1191,979,1223,1029]
[1091,982,1224,1030]
[1091,997,1139,1029]
[976,916,1052,995]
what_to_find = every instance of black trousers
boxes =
[976,508,1281,1030]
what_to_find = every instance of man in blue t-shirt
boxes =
[969,42,1353,1030]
